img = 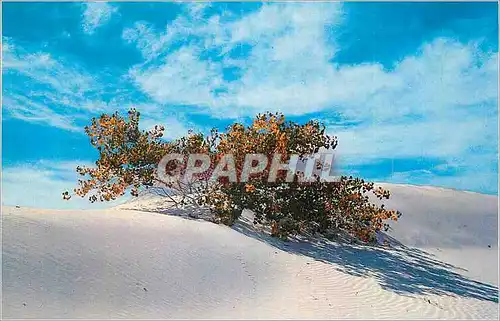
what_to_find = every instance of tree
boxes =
[68,109,401,243]
[72,109,215,206]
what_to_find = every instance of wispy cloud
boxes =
[2,1,497,199]
[123,2,497,194]
[124,3,496,118]
[123,3,343,116]
[2,38,192,137]
[324,39,498,193]
[1,160,128,209]
[2,38,106,130]
[2,94,81,131]
[3,37,94,96]
[332,116,498,194]
[126,103,197,140]
[328,38,497,163]
[129,46,225,109]
[82,2,118,35]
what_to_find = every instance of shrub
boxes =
[68,109,401,243]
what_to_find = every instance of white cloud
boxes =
[2,160,128,210]
[122,3,497,127]
[3,38,193,137]
[123,3,344,117]
[2,38,111,130]
[140,116,190,141]
[2,94,80,131]
[134,104,195,141]
[122,3,216,61]
[130,46,225,108]
[3,38,94,96]
[82,2,118,35]
[124,3,496,119]
[3,2,497,196]
[332,110,497,164]
[123,2,497,193]
[331,112,498,194]
[323,40,497,192]
[122,21,171,60]
[3,38,195,139]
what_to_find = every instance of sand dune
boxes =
[378,183,498,287]
[2,184,498,319]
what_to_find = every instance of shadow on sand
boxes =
[120,205,498,303]
[232,220,499,303]
[120,205,214,221]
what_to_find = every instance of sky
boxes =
[2,1,498,209]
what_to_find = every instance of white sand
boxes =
[2,183,498,319]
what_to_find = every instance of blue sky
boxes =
[2,1,498,209]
